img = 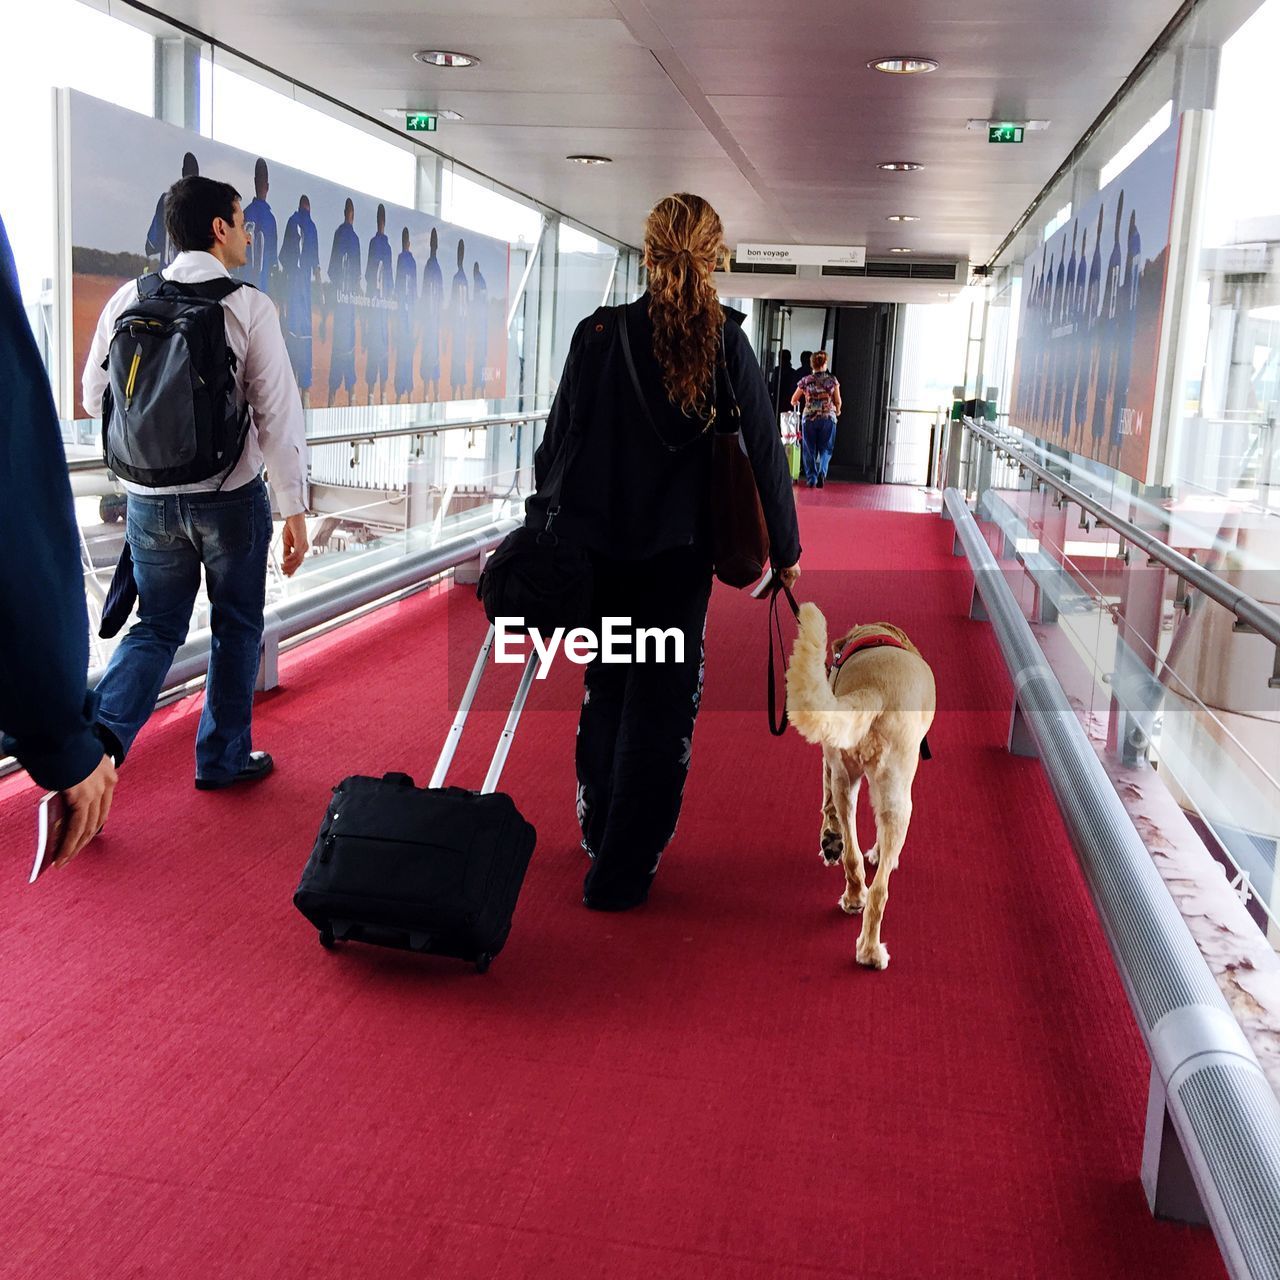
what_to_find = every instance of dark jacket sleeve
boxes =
[725,323,802,568]
[0,214,103,790]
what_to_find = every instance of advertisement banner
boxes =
[1009,121,1181,480]
[65,90,509,418]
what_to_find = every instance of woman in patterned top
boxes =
[791,351,842,487]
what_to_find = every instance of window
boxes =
[204,59,415,208]
[1043,203,1072,241]
[1099,101,1174,188]
[0,0,153,300]
[442,169,542,247]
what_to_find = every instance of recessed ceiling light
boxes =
[413,50,479,68]
[887,214,919,222]
[868,57,939,75]
[889,247,913,254]
[878,162,923,172]
[566,154,612,165]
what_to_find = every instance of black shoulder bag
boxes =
[476,317,605,634]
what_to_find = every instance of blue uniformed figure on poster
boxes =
[1057,220,1079,439]
[146,152,198,267]
[327,197,361,407]
[418,227,443,400]
[470,261,488,397]
[1082,204,1106,453]
[1033,252,1055,430]
[1093,194,1125,453]
[239,157,278,295]
[394,227,418,404]
[1071,227,1090,452]
[449,239,469,400]
[364,203,393,404]
[281,194,320,406]
[1110,208,1143,468]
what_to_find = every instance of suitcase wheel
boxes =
[319,924,336,950]
[474,953,493,975]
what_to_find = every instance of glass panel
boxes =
[976,0,1280,944]
[0,0,154,305]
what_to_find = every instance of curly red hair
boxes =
[643,194,725,416]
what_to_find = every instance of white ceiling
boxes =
[142,0,1181,296]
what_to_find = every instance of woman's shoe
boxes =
[583,888,649,912]
[583,865,653,911]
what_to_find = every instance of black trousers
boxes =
[576,546,713,908]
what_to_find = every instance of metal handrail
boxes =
[304,411,549,450]
[962,417,1280,687]
[85,516,518,692]
[65,411,550,474]
[946,488,1280,1280]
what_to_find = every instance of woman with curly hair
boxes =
[528,193,801,911]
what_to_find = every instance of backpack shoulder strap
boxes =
[137,273,165,298]
[178,277,249,302]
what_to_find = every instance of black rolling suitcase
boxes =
[294,625,540,972]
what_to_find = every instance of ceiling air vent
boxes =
[822,260,959,281]
[727,254,797,276]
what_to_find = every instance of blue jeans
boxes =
[801,416,837,484]
[94,479,272,782]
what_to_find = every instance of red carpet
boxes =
[0,485,1225,1278]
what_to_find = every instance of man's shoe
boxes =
[195,751,274,791]
[817,475,825,488]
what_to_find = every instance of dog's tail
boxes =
[786,602,883,749]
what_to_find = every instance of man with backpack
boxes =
[82,175,309,790]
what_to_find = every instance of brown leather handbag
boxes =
[708,333,770,588]
[619,312,769,589]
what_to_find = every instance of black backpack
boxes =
[100,274,252,486]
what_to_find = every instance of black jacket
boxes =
[0,213,103,789]
[530,294,801,568]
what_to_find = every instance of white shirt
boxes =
[82,250,309,517]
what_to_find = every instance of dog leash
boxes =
[767,574,801,737]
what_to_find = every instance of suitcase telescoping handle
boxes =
[428,623,541,795]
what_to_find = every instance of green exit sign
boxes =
[988,124,1024,144]
[406,113,438,132]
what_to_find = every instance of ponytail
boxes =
[643,194,724,416]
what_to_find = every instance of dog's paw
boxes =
[820,829,843,866]
[839,889,865,915]
[864,844,879,868]
[855,938,890,970]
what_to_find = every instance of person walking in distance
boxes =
[791,350,841,487]
[82,176,310,790]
